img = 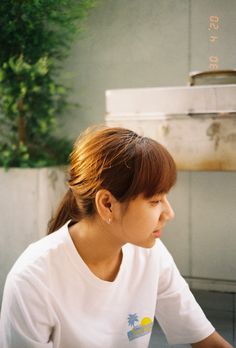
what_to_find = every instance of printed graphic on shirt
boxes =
[127,313,153,341]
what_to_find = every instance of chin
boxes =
[136,239,156,249]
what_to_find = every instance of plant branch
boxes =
[17,98,26,144]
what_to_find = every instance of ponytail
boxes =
[47,189,80,234]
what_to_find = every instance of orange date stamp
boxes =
[208,15,220,70]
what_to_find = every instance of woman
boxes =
[0,126,233,347]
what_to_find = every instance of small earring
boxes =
[107,218,111,224]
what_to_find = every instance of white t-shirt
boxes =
[0,222,214,348]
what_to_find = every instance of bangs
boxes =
[119,137,177,200]
[98,129,177,202]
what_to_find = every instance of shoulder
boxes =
[7,223,71,284]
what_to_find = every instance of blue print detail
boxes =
[127,313,153,341]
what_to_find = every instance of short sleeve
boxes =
[155,241,215,345]
[0,272,55,348]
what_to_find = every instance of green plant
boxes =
[0,0,96,168]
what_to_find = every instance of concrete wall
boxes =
[60,0,236,291]
[1,1,236,298]
[61,0,236,135]
[163,171,236,292]
[106,101,236,292]
[61,0,190,136]
[0,168,67,302]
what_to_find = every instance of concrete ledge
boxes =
[0,167,67,303]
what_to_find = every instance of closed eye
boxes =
[150,200,161,205]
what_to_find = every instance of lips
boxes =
[153,230,161,238]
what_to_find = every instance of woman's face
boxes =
[112,193,175,248]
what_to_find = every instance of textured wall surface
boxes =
[0,168,67,303]
[61,0,189,136]
[163,172,236,292]
[106,90,236,291]
[60,0,236,291]
[1,1,236,300]
[62,0,236,136]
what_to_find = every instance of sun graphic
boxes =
[140,317,152,326]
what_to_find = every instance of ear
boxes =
[95,189,116,224]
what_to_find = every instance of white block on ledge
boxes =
[106,85,236,117]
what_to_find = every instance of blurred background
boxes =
[0,0,236,346]
[59,0,236,293]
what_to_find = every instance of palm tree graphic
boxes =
[127,313,139,328]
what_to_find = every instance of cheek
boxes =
[130,211,152,229]
[121,212,141,232]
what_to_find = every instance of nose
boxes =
[163,197,175,221]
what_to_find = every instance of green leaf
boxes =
[0,0,97,169]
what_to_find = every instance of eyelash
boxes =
[151,200,161,205]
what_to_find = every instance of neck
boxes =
[69,217,124,281]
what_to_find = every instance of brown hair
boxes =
[48,126,176,233]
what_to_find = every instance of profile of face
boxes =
[96,189,175,249]
[116,193,175,248]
